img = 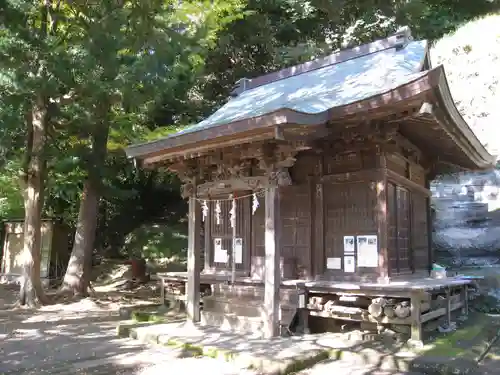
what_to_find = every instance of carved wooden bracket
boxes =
[171,160,200,198]
[258,143,297,187]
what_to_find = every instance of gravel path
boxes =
[0,298,255,375]
[0,296,422,375]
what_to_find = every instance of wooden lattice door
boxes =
[209,196,250,271]
[388,183,412,274]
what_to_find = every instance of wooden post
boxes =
[298,282,310,334]
[314,182,324,277]
[186,196,201,323]
[264,186,281,338]
[231,194,237,285]
[410,291,423,345]
[376,153,389,281]
[425,177,433,275]
[462,285,469,316]
[160,276,165,306]
[445,288,451,326]
[204,201,212,272]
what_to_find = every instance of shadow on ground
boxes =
[0,285,185,375]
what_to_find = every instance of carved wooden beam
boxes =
[197,176,269,196]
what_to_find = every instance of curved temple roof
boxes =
[126,28,494,170]
[179,40,428,134]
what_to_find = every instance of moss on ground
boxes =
[418,312,500,361]
[116,308,185,338]
[131,310,166,323]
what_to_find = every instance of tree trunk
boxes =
[60,180,100,295]
[61,111,110,296]
[19,99,50,306]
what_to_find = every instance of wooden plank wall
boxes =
[206,141,431,281]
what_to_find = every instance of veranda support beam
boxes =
[186,196,201,322]
[264,186,281,338]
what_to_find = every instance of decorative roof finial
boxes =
[229,78,251,98]
[394,26,412,50]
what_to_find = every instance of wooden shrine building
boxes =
[125,27,494,342]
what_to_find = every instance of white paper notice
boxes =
[233,238,243,264]
[214,238,227,263]
[343,236,355,254]
[214,249,228,263]
[344,256,355,273]
[356,235,378,267]
[326,257,342,270]
[214,238,222,252]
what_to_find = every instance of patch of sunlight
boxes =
[77,332,113,340]
[11,328,44,338]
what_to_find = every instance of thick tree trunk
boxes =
[60,180,99,296]
[19,99,50,306]
[61,111,110,296]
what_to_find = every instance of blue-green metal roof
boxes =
[177,40,428,136]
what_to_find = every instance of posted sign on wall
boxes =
[356,235,378,267]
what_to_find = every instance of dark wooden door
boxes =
[388,183,412,274]
[279,185,312,278]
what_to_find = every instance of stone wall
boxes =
[432,168,500,268]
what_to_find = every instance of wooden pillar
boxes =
[461,284,469,316]
[160,276,165,306]
[204,201,212,272]
[445,288,451,326]
[425,177,433,275]
[264,185,281,338]
[186,196,201,323]
[410,290,423,345]
[376,153,389,281]
[314,182,324,277]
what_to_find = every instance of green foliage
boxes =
[0,0,499,261]
[98,154,187,255]
[400,0,500,41]
[0,0,243,244]
[0,160,24,218]
[122,223,188,260]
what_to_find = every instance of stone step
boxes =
[201,310,265,336]
[203,295,296,326]
[213,284,298,304]
[200,309,296,337]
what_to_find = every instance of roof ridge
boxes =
[230,26,414,97]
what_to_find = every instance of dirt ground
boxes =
[0,264,258,375]
[2,262,499,375]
